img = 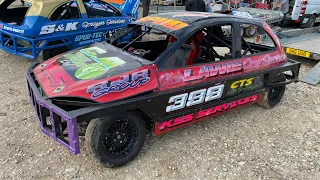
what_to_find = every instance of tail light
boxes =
[300,0,308,15]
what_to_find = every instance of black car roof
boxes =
[133,12,260,36]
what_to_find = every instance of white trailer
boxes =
[289,0,320,27]
[261,27,320,85]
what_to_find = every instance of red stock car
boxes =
[26,12,300,167]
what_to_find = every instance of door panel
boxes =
[292,0,302,20]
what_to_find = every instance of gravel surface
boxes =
[1,2,320,179]
[0,50,319,179]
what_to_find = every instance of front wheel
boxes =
[257,75,286,109]
[85,112,146,168]
[39,41,68,62]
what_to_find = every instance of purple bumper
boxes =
[26,65,80,154]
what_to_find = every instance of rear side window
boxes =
[84,1,121,18]
[240,23,276,57]
[163,23,235,69]
[50,1,81,21]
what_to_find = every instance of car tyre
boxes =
[244,25,256,38]
[85,112,146,168]
[305,15,316,28]
[40,42,68,62]
[257,74,286,109]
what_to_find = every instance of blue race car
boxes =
[0,0,140,60]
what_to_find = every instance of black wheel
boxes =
[40,42,68,61]
[85,112,146,168]
[257,74,286,109]
[306,15,316,28]
[244,25,256,38]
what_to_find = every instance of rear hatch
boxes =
[0,0,29,26]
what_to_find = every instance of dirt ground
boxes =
[0,1,320,179]
[0,49,319,180]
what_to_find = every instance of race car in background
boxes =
[0,0,140,60]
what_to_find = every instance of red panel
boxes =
[35,62,160,103]
[255,2,270,9]
[154,94,262,136]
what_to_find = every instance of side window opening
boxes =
[50,1,81,21]
[164,24,234,69]
[240,24,276,57]
[84,0,121,18]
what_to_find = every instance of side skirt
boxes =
[154,94,262,136]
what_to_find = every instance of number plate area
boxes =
[286,48,310,58]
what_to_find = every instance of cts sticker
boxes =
[231,78,254,89]
[40,22,79,35]
[166,84,224,112]
[227,76,263,96]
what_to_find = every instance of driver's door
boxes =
[153,22,245,116]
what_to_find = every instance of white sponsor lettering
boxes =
[82,21,105,29]
[40,22,79,35]
[3,26,24,33]
[106,19,126,25]
[75,32,103,42]
[40,25,56,35]
[65,22,79,31]
[166,84,224,112]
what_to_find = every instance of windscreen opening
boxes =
[107,25,177,62]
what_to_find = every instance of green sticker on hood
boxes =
[75,57,126,80]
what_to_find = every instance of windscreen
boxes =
[107,25,177,62]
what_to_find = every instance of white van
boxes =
[290,0,320,27]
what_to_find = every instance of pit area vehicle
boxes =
[0,0,140,60]
[26,12,300,167]
[289,0,320,27]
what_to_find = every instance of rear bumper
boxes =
[0,29,38,59]
[26,63,80,154]
[0,29,72,59]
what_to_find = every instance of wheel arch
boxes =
[77,106,155,131]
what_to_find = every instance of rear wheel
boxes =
[257,74,286,109]
[40,42,68,61]
[85,112,146,168]
[305,15,316,28]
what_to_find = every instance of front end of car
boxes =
[26,63,81,154]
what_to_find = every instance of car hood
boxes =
[33,42,158,103]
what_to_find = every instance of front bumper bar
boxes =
[26,63,80,154]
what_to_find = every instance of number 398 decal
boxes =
[166,84,224,112]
